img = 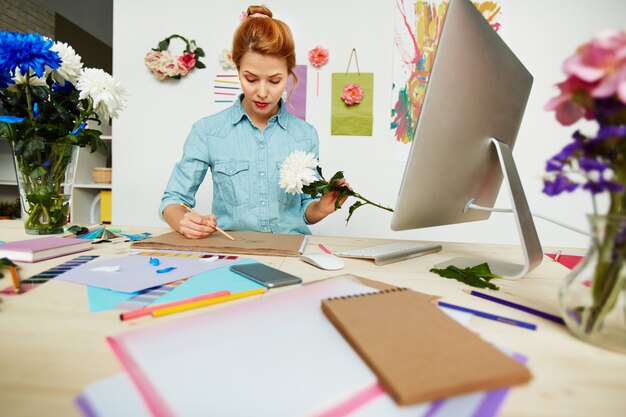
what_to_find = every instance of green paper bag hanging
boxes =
[331,49,374,136]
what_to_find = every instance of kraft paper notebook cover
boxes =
[131,231,308,257]
[321,287,532,406]
[0,236,92,262]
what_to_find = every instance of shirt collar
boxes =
[231,95,288,130]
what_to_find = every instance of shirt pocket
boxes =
[276,161,296,206]
[213,161,250,206]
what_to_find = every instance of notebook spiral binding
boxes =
[325,287,409,302]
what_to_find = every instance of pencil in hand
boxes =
[180,203,235,241]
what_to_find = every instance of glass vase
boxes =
[559,214,626,353]
[11,143,79,235]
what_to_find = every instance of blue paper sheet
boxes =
[155,258,263,304]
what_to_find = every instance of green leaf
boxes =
[0,257,16,268]
[430,263,501,290]
[329,170,345,184]
[158,39,169,51]
[194,60,206,69]
[316,166,325,180]
[194,47,205,57]
[346,201,365,223]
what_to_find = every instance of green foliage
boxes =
[0,257,17,279]
[430,263,502,290]
[0,198,20,218]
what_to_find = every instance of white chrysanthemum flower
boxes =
[219,48,236,70]
[77,68,127,120]
[10,68,47,89]
[51,41,83,85]
[279,150,319,195]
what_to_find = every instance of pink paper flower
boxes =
[308,46,329,68]
[341,83,364,105]
[178,52,196,71]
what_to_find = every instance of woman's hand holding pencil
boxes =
[179,203,235,241]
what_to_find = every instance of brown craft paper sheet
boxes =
[131,231,307,257]
[321,287,531,405]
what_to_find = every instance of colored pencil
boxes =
[438,301,537,330]
[180,203,235,241]
[152,288,267,317]
[463,289,566,325]
[119,289,231,321]
[9,266,21,294]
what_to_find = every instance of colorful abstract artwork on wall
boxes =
[390,0,503,149]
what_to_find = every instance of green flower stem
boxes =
[348,191,394,212]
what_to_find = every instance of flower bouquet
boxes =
[0,31,126,234]
[543,29,626,351]
[279,151,393,223]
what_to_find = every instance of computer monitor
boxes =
[390,0,543,279]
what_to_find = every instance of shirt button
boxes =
[260,172,265,176]
[260,145,265,149]
[261,201,266,206]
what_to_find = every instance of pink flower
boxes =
[341,83,364,105]
[546,29,626,125]
[562,29,626,103]
[178,52,196,71]
[308,46,329,68]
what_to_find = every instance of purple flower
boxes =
[578,157,607,172]
[582,177,624,194]
[546,159,563,172]
[543,175,579,196]
[595,125,626,139]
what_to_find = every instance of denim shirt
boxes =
[160,97,319,234]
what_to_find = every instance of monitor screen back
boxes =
[391,0,533,231]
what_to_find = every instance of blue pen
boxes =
[438,301,537,331]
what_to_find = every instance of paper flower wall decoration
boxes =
[341,83,364,105]
[145,34,205,81]
[308,46,329,67]
[219,48,236,70]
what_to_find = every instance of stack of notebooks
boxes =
[78,275,531,417]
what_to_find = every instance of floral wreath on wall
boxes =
[145,34,206,81]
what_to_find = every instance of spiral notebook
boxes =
[321,287,532,405]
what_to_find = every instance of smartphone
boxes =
[229,263,303,288]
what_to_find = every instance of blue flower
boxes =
[0,68,12,88]
[0,31,61,79]
[41,160,51,168]
[70,122,87,135]
[33,102,39,117]
[0,115,26,123]
[52,81,75,92]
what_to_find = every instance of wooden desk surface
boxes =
[0,220,624,417]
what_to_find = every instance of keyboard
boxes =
[334,241,442,266]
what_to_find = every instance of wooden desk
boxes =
[0,220,624,417]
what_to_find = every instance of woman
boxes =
[160,5,348,238]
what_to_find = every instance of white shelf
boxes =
[75,182,113,189]
[0,180,17,186]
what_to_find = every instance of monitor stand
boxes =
[434,138,544,280]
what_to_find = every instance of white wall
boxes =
[112,0,626,249]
